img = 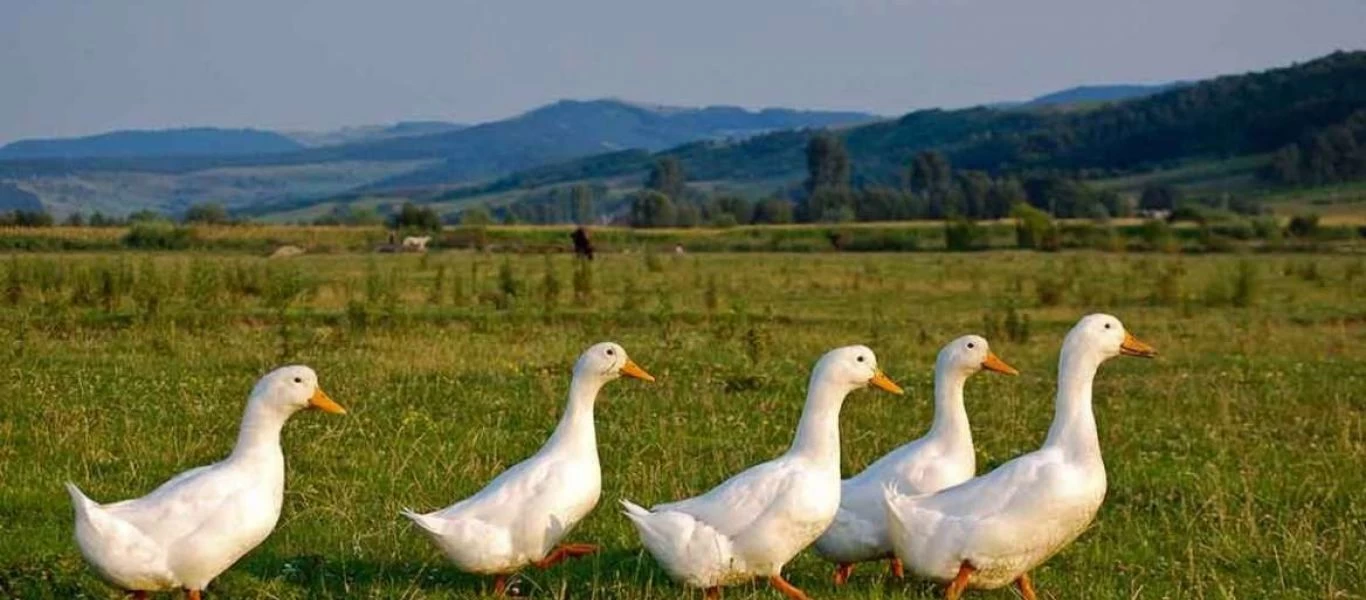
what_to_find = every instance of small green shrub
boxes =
[122,223,195,250]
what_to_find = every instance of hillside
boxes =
[338,100,879,190]
[0,127,303,160]
[0,100,877,217]
[284,121,467,147]
[1016,82,1187,108]
[417,51,1366,203]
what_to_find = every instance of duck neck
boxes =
[926,367,972,450]
[787,376,853,469]
[543,375,602,457]
[229,401,290,463]
[1042,347,1102,462]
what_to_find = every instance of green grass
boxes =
[1,252,1363,599]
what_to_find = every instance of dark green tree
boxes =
[571,184,595,225]
[645,157,687,202]
[753,198,795,224]
[804,132,851,195]
[630,190,676,228]
[391,202,443,231]
[1139,184,1182,212]
[184,203,230,225]
[706,195,753,225]
[956,170,992,219]
[459,206,494,226]
[986,178,1026,220]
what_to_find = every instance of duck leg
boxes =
[1014,573,1037,600]
[768,575,812,600]
[129,593,148,600]
[493,575,508,596]
[888,557,905,579]
[185,590,202,600]
[704,587,722,599]
[945,562,975,600]
[833,562,855,585]
[532,543,599,569]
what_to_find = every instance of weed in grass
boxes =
[429,265,447,306]
[541,257,562,310]
[643,246,664,273]
[572,259,594,306]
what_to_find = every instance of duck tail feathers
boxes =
[619,499,650,518]
[400,508,443,536]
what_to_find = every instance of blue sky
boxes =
[2,0,1364,143]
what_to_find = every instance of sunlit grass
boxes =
[0,251,1362,598]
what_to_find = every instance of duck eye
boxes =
[856,356,865,362]
[293,377,302,383]
[606,349,615,356]
[1104,323,1112,330]
[966,343,975,349]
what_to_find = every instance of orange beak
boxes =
[868,370,904,395]
[308,387,346,414]
[980,352,1019,376]
[1120,333,1157,358]
[619,359,656,382]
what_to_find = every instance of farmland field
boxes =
[1,251,1363,599]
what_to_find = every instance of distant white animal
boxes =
[402,236,431,252]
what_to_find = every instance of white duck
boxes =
[814,335,1017,585]
[621,345,904,600]
[884,314,1156,600]
[66,365,345,600]
[402,342,654,595]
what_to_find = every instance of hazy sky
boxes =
[3,0,1364,144]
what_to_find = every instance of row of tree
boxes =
[0,205,230,228]
[1261,109,1366,186]
[619,136,1146,227]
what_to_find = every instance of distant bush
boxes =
[945,218,987,251]
[391,202,443,232]
[840,229,921,252]
[0,210,54,227]
[1012,203,1059,250]
[1287,214,1320,238]
[1251,217,1283,242]
[1139,219,1179,253]
[184,203,230,225]
[122,223,196,250]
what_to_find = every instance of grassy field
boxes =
[1,251,1363,599]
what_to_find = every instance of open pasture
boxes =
[0,251,1363,599]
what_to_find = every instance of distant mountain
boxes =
[314,99,880,190]
[403,51,1366,205]
[0,127,303,160]
[1017,82,1190,108]
[0,99,877,216]
[0,182,43,212]
[285,121,467,147]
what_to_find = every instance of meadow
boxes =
[0,250,1363,599]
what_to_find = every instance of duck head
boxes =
[812,345,904,396]
[1064,314,1157,361]
[249,365,345,416]
[937,335,1019,377]
[573,342,655,385]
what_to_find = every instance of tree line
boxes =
[619,135,1140,228]
[1261,108,1366,186]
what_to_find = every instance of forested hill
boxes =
[0,128,304,160]
[444,50,1366,196]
